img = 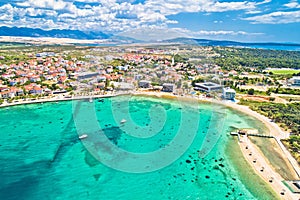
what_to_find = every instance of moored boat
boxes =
[79,134,88,139]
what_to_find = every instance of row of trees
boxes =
[239,100,300,135]
[209,47,300,72]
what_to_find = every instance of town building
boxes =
[194,82,223,92]
[112,82,135,90]
[138,80,151,88]
[291,76,300,86]
[134,74,143,81]
[76,72,99,80]
[162,83,175,92]
[222,87,236,100]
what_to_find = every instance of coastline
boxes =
[226,137,281,200]
[1,90,299,199]
[0,93,116,108]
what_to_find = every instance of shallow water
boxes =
[250,137,298,180]
[0,96,277,199]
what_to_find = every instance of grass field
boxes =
[267,69,300,75]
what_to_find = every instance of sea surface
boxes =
[240,44,300,51]
[0,96,278,200]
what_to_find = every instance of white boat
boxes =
[89,97,93,103]
[120,119,127,124]
[79,134,88,139]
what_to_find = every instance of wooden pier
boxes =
[247,134,274,138]
[230,129,274,139]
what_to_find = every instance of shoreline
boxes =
[237,135,299,200]
[221,101,300,176]
[226,137,281,199]
[1,90,299,198]
[0,93,117,108]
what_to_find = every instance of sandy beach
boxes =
[1,90,299,199]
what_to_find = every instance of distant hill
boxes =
[109,35,144,43]
[161,37,300,50]
[0,26,110,40]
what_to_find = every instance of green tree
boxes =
[248,88,255,95]
[269,97,275,101]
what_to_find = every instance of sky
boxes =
[0,0,299,42]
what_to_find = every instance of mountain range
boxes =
[0,26,110,40]
[0,26,300,51]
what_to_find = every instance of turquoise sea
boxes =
[0,96,278,199]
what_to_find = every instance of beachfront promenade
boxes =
[0,92,117,108]
[239,135,300,200]
[224,102,300,199]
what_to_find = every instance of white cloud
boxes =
[203,1,256,12]
[213,20,223,23]
[142,0,265,15]
[246,10,263,14]
[0,0,280,33]
[0,14,13,21]
[243,10,300,24]
[0,4,14,13]
[198,30,263,36]
[284,1,300,9]
[17,0,76,11]
[256,0,272,5]
[173,28,264,36]
[119,27,264,41]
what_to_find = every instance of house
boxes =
[29,75,41,82]
[194,82,223,92]
[134,74,142,81]
[106,67,114,74]
[44,88,52,95]
[162,83,175,92]
[30,86,43,94]
[58,76,67,84]
[97,76,106,82]
[95,82,105,89]
[291,76,300,86]
[0,86,9,92]
[9,80,18,86]
[10,87,24,96]
[222,87,236,100]
[138,80,151,88]
[1,90,15,98]
[117,65,129,71]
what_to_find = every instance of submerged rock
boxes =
[93,174,101,181]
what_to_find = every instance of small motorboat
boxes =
[120,119,127,124]
[79,134,88,139]
[89,97,93,103]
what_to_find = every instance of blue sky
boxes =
[0,0,299,42]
